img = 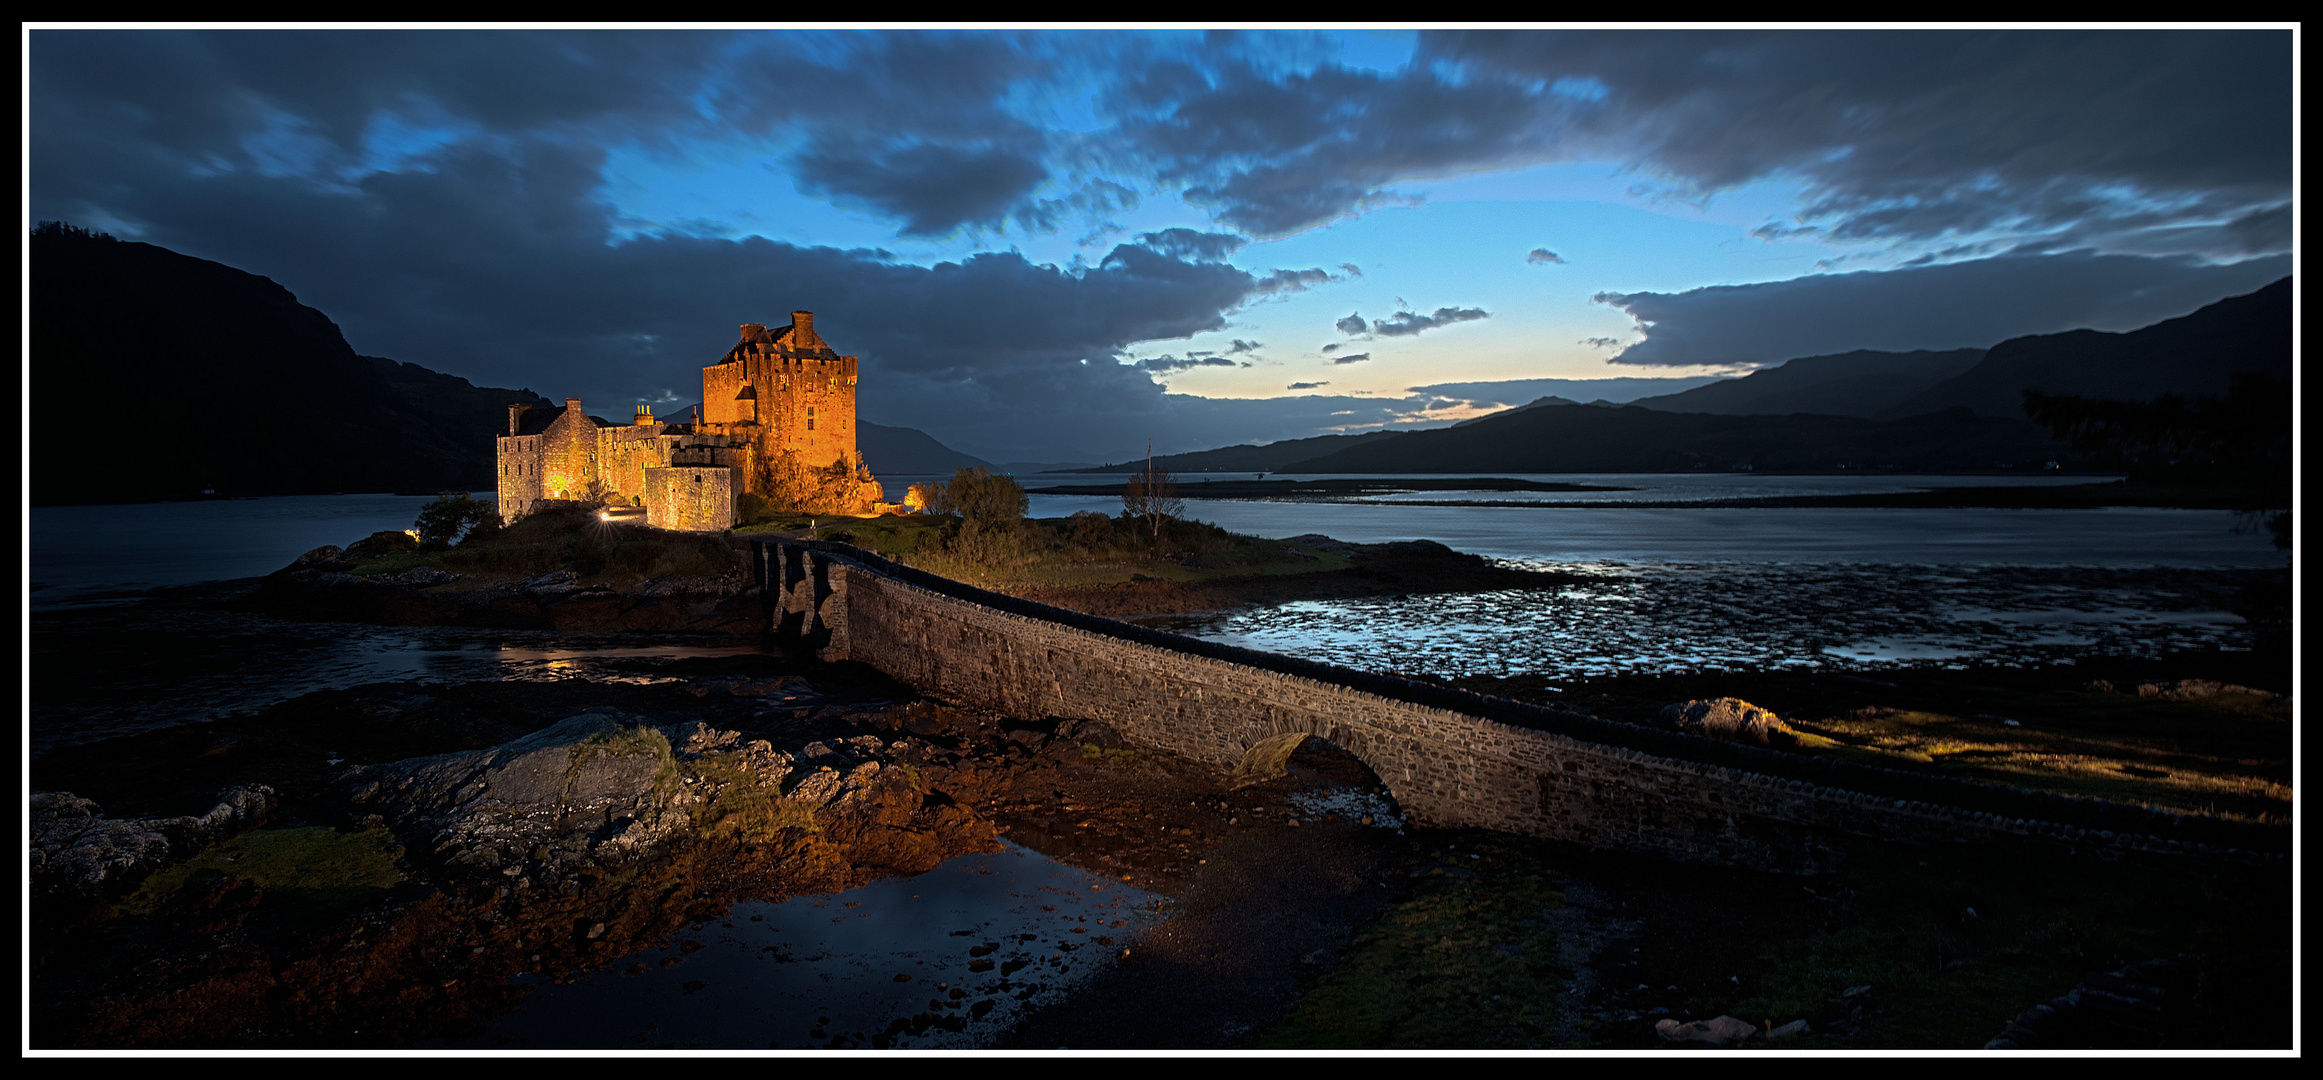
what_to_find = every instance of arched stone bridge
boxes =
[755,540,2282,873]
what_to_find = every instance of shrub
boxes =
[412,492,501,550]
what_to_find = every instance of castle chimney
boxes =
[507,402,531,436]
[635,405,655,426]
[565,397,582,414]
[792,310,814,344]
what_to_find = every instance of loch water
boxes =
[27,476,2288,1048]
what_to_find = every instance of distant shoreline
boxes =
[1036,478,2274,513]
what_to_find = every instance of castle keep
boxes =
[496,311,883,530]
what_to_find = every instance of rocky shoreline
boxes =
[31,536,2291,1049]
[235,532,1584,630]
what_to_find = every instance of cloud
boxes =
[1096,30,2290,254]
[1134,227,1248,262]
[1749,223,1819,242]
[1135,354,1240,372]
[1331,352,1373,365]
[1339,262,1363,277]
[1371,306,1489,337]
[1577,336,1624,350]
[794,140,1049,236]
[1526,248,1566,264]
[1287,381,1328,390]
[1335,312,1369,335]
[1223,338,1263,355]
[1319,343,1339,354]
[1406,376,1725,407]
[1423,30,2291,259]
[33,29,2289,259]
[1249,266,1341,296]
[30,120,1301,462]
[1595,250,2290,368]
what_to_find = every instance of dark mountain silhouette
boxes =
[1074,430,1408,473]
[33,223,551,505]
[1884,277,2291,419]
[1629,349,1987,418]
[859,420,994,475]
[1277,403,2068,474]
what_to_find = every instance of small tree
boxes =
[1121,444,1184,541]
[413,492,501,549]
[950,466,1027,528]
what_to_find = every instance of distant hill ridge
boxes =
[32,222,552,504]
[1628,349,1987,419]
[1073,430,1408,474]
[1886,277,2291,418]
[1629,279,2289,421]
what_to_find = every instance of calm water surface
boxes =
[444,842,1162,1050]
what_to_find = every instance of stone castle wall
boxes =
[759,540,2286,874]
[645,466,735,533]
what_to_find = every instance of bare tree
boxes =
[1121,443,1184,541]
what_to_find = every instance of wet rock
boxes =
[1765,1019,1811,1039]
[335,710,686,880]
[1655,1014,1756,1047]
[284,545,351,572]
[2134,679,2272,700]
[388,566,461,587]
[1279,534,1354,555]
[1657,698,1801,748]
[32,786,277,904]
[521,569,582,596]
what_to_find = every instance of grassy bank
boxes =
[738,511,1357,593]
[1459,653,2292,823]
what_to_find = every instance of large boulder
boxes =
[1657,697,1801,748]
[336,710,688,880]
[32,786,276,904]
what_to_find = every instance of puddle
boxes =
[30,606,779,754]
[442,842,1162,1050]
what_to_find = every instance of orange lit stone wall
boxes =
[645,466,734,532]
[699,312,865,490]
[496,310,869,525]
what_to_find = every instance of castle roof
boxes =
[508,406,615,436]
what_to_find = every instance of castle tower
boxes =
[700,310,868,498]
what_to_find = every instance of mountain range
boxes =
[33,223,554,505]
[32,222,2289,495]
[1080,276,2291,475]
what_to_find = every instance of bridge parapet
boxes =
[752,539,2285,873]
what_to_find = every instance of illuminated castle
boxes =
[496,311,883,530]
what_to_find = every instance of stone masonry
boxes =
[496,311,880,530]
[758,540,2286,874]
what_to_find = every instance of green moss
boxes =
[1788,688,2291,821]
[1729,845,2290,1049]
[346,551,446,576]
[571,725,678,801]
[693,753,822,842]
[116,826,404,917]
[1258,835,1574,1049]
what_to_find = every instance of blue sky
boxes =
[29,27,2294,462]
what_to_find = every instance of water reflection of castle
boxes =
[496,311,881,530]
